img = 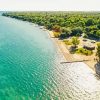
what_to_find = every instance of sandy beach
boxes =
[48,30,97,71]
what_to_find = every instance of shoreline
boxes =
[48,30,96,72]
[3,15,96,72]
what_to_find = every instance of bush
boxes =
[83,33,88,38]
[63,40,72,45]
[52,25,61,32]
[76,48,93,55]
[71,27,83,36]
[96,42,100,62]
[96,30,100,38]
[71,37,80,48]
[60,33,67,38]
[97,24,100,29]
[53,32,60,38]
[85,19,94,26]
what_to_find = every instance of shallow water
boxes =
[0,14,100,100]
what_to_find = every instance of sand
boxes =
[48,30,97,71]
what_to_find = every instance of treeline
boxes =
[2,11,100,39]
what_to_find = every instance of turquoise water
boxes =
[0,14,100,100]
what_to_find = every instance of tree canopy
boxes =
[2,11,100,39]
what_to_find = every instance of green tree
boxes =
[96,43,100,62]
[85,19,94,26]
[85,27,91,33]
[96,30,100,39]
[71,27,83,36]
[97,24,100,29]
[60,27,71,38]
[52,25,61,32]
[83,33,88,38]
[72,37,80,48]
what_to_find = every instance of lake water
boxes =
[0,13,100,100]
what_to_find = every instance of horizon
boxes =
[0,0,100,11]
[1,10,100,12]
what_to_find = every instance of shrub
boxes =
[60,33,67,38]
[83,33,88,38]
[76,48,93,55]
[96,43,100,62]
[85,19,94,26]
[96,30,100,38]
[52,25,61,32]
[53,32,60,38]
[63,39,72,45]
[71,27,83,36]
[71,37,80,48]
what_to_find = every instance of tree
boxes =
[71,27,83,36]
[96,30,100,39]
[78,21,85,27]
[96,43,100,62]
[72,37,80,48]
[46,23,53,30]
[97,24,100,29]
[83,33,88,38]
[60,27,71,38]
[85,19,94,26]
[85,27,91,33]
[52,25,61,32]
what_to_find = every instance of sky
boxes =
[0,0,100,11]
